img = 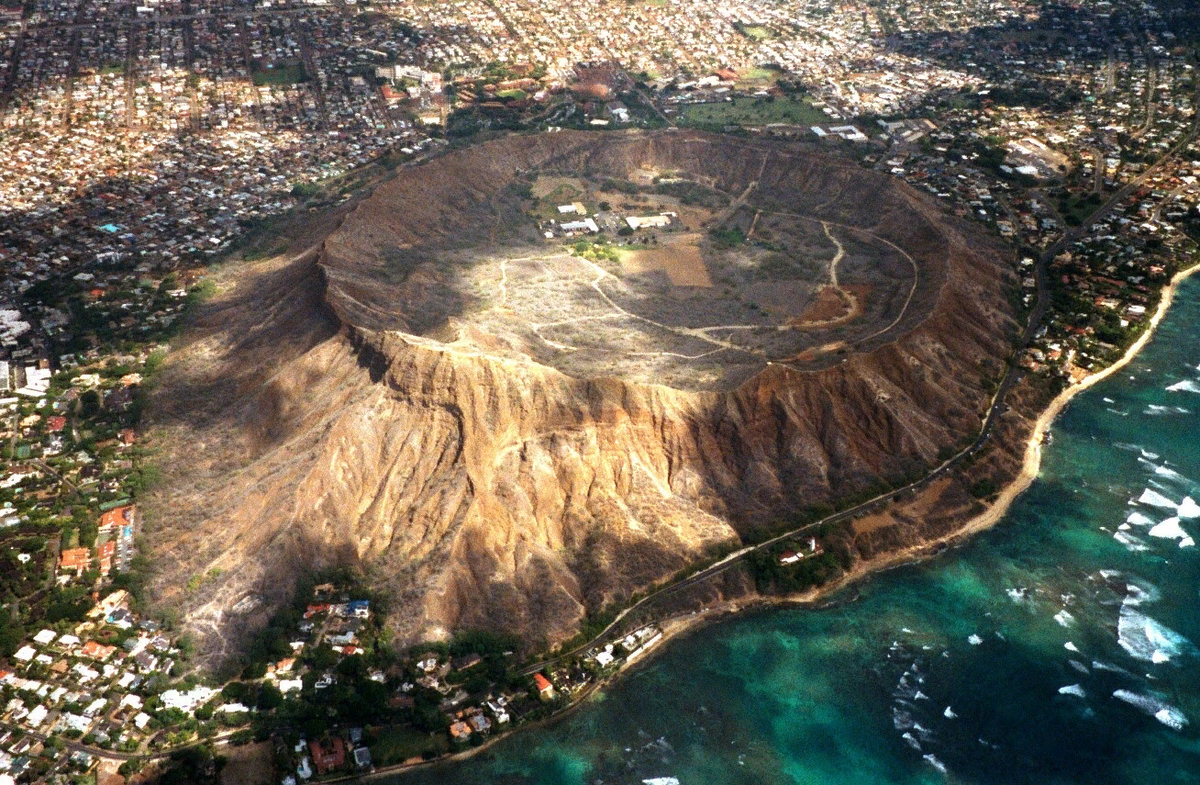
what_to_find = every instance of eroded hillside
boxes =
[142,131,1020,659]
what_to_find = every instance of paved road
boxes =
[521,98,1200,678]
[0,718,240,762]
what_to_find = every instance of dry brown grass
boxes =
[622,237,713,287]
[220,742,276,785]
[793,285,853,324]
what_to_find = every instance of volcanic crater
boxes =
[144,131,1020,658]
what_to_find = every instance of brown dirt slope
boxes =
[142,131,1019,661]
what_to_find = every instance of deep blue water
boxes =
[389,277,1200,785]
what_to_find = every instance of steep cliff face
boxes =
[143,131,1019,654]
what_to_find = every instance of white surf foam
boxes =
[1138,488,1178,508]
[1181,536,1195,548]
[1114,530,1151,552]
[901,732,921,750]
[1104,397,1115,404]
[1058,684,1086,698]
[922,754,948,774]
[1092,660,1132,675]
[1145,405,1191,415]
[1054,610,1076,628]
[1112,690,1189,730]
[1068,659,1090,675]
[1148,517,1188,541]
[943,706,957,719]
[1166,379,1200,394]
[968,634,983,645]
[1118,603,1194,663]
[1155,466,1195,487]
[1007,588,1031,604]
[1156,707,1189,730]
[1126,511,1156,527]
[1065,641,1080,653]
[1142,449,1160,460]
[1179,497,1200,518]
[1124,580,1160,605]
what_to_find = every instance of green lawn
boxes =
[251,64,304,86]
[742,67,780,82]
[496,89,527,100]
[679,96,828,128]
[739,25,774,41]
[544,183,582,203]
[370,726,449,766]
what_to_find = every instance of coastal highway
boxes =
[523,316,1034,677]
[522,85,1200,678]
[0,718,244,763]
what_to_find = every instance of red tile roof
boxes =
[309,737,345,774]
[59,547,89,571]
[99,505,135,530]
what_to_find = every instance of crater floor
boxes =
[324,134,940,391]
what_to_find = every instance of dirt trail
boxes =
[822,221,844,287]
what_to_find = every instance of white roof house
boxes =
[26,704,48,727]
[13,646,35,662]
[160,686,216,712]
[32,630,56,645]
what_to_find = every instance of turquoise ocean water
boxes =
[388,276,1200,785]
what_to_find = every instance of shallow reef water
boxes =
[388,278,1200,785]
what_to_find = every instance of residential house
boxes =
[308,737,345,775]
[59,547,90,576]
[534,672,555,700]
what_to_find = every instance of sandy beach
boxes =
[346,260,1200,782]
[560,257,1200,696]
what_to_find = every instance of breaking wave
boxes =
[1054,610,1076,627]
[1112,690,1189,730]
[1113,530,1150,551]
[1137,488,1178,508]
[1117,603,1194,663]
[1126,511,1155,527]
[1147,517,1188,540]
